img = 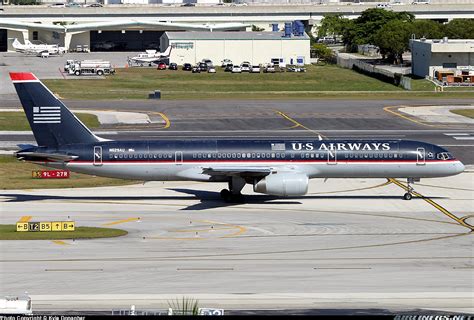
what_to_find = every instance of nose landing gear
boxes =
[403,178,418,200]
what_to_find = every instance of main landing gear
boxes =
[220,177,246,203]
[403,178,418,200]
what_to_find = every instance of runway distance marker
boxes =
[32,170,70,179]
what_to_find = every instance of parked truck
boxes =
[67,60,115,76]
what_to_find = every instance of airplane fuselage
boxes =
[32,139,464,181]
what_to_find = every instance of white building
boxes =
[161,31,310,65]
[410,38,474,78]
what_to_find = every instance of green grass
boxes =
[0,111,100,131]
[0,224,128,240]
[0,155,138,190]
[40,65,474,100]
[450,109,474,119]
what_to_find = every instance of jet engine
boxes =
[253,173,308,196]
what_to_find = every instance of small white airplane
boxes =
[12,38,66,56]
[127,46,172,66]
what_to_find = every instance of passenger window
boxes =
[262,153,266,159]
[271,153,275,158]
[218,153,222,158]
[276,153,280,158]
[242,153,246,158]
[119,154,123,159]
[252,153,255,158]
[114,154,118,159]
[227,153,231,158]
[247,153,251,158]
[232,153,236,158]
[193,153,196,158]
[282,153,285,159]
[208,154,212,158]
[134,154,138,159]
[266,153,270,158]
[237,153,241,158]
[198,154,202,158]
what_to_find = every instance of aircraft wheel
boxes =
[403,192,412,201]
[74,70,81,76]
[220,189,231,201]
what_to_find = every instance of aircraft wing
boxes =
[202,166,272,177]
[16,151,79,162]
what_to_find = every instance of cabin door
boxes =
[93,146,103,166]
[416,147,426,166]
[327,149,337,165]
[175,151,183,165]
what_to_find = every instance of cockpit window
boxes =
[437,152,453,160]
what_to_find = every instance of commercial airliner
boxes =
[11,72,464,202]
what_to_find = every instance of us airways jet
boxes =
[11,72,464,202]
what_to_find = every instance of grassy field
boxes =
[0,224,127,240]
[42,65,474,100]
[0,111,100,131]
[450,109,474,119]
[0,155,138,190]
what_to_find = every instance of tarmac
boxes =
[0,172,473,313]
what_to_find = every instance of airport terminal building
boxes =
[161,31,310,65]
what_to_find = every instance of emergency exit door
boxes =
[93,146,103,166]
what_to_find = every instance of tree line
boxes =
[317,9,474,64]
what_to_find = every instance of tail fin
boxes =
[10,72,101,147]
[12,38,21,49]
[162,46,172,57]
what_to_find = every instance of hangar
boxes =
[161,30,311,66]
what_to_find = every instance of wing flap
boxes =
[203,166,272,177]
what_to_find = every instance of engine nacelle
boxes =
[253,172,308,196]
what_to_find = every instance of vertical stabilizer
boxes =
[10,72,101,147]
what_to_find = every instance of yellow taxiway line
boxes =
[389,178,473,231]
[52,240,69,246]
[102,217,140,226]
[154,112,171,129]
[274,110,328,139]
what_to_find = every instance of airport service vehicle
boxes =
[10,72,465,202]
[208,66,216,73]
[240,63,251,72]
[221,59,232,67]
[157,62,167,70]
[287,66,306,73]
[64,59,106,72]
[183,63,193,71]
[231,65,242,73]
[192,66,201,73]
[66,2,81,7]
[12,38,66,56]
[250,65,261,73]
[49,3,66,7]
[69,61,114,76]
[127,47,172,66]
[169,63,178,70]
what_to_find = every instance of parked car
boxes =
[157,62,167,70]
[192,66,201,73]
[250,65,261,73]
[221,59,232,67]
[317,36,336,44]
[412,0,430,4]
[224,63,234,72]
[287,65,306,72]
[49,3,66,7]
[66,2,82,7]
[181,2,195,6]
[169,62,178,70]
[263,64,275,73]
[183,63,193,71]
[240,63,251,72]
[376,3,391,9]
[85,3,103,7]
[201,59,213,67]
[198,62,208,71]
[208,66,216,73]
[231,65,242,73]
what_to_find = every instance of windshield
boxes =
[437,152,454,160]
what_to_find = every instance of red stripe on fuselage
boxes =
[67,159,459,164]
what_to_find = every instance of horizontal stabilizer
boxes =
[16,151,78,162]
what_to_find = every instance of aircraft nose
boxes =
[454,160,465,175]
